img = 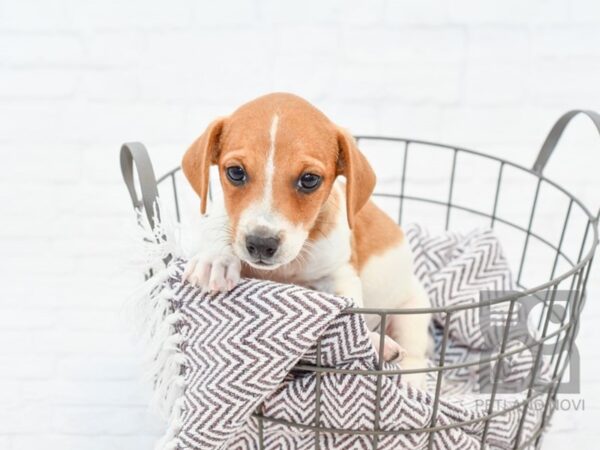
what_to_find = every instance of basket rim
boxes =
[157,136,599,313]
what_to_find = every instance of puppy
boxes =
[181,93,430,386]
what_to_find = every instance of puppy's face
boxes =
[183,93,375,270]
[219,111,338,269]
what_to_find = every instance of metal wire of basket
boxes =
[121,110,600,449]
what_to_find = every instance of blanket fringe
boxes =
[129,203,186,450]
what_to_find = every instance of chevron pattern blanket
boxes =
[137,225,545,450]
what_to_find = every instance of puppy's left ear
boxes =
[182,118,225,215]
[336,127,376,229]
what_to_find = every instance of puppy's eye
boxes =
[226,166,247,185]
[297,173,321,192]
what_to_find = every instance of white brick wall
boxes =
[1,1,599,448]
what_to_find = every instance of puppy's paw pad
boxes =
[383,337,407,362]
[370,332,407,362]
[391,345,408,362]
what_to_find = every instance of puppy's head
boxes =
[182,93,375,269]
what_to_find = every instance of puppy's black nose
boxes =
[246,235,280,259]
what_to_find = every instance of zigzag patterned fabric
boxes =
[140,226,547,450]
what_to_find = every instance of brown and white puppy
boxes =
[182,93,430,386]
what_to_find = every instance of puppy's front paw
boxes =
[370,332,408,362]
[182,250,241,293]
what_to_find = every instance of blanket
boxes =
[136,225,547,450]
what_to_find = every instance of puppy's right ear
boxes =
[182,118,225,214]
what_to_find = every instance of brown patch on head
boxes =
[182,92,377,266]
[220,94,340,240]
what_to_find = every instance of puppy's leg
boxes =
[182,205,241,293]
[331,264,405,363]
[369,332,407,362]
[329,263,364,306]
[386,275,431,388]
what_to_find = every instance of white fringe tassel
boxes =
[129,203,187,450]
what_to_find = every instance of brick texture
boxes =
[1,1,599,448]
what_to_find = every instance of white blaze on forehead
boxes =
[262,114,279,211]
[233,113,310,266]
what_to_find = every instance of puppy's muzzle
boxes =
[246,235,280,260]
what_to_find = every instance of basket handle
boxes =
[533,110,600,221]
[120,142,160,229]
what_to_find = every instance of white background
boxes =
[1,1,600,449]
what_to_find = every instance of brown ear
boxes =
[181,118,225,214]
[336,128,376,229]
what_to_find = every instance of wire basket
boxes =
[121,110,599,449]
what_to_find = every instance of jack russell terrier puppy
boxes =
[181,93,431,387]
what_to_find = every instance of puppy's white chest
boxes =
[302,230,352,281]
[276,227,352,287]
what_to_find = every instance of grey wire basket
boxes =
[121,110,599,449]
